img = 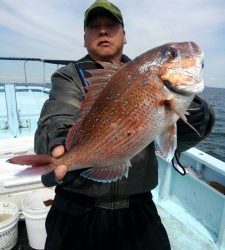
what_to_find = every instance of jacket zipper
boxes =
[111,180,119,208]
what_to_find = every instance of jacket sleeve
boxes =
[176,95,215,152]
[34,63,85,154]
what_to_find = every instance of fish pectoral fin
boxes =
[80,161,131,183]
[156,124,177,162]
[165,98,187,120]
[165,98,201,137]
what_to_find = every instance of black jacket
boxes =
[34,54,215,207]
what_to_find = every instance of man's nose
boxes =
[99,26,108,35]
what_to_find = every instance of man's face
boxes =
[84,15,127,62]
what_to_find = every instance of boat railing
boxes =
[0,57,75,138]
[0,83,50,138]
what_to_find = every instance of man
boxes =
[34,0,215,249]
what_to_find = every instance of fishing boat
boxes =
[0,58,224,250]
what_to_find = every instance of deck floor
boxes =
[12,220,32,250]
[156,198,218,250]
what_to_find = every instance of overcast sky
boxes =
[0,0,225,88]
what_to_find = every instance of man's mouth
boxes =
[98,40,111,47]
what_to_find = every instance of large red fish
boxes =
[8,42,204,183]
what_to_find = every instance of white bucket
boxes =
[22,188,55,250]
[0,202,19,250]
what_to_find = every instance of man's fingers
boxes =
[54,165,68,181]
[52,146,67,182]
[52,145,65,158]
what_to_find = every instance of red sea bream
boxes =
[8,42,204,183]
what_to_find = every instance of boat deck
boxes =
[12,220,30,250]
[156,197,218,250]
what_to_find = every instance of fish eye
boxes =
[161,47,178,60]
[167,48,178,59]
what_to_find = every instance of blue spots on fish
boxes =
[103,117,110,124]
[142,79,149,86]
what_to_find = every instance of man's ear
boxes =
[124,36,127,44]
[123,31,127,44]
[84,34,87,47]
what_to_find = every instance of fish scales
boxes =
[63,67,170,167]
[68,75,159,164]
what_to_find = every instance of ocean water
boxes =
[197,87,225,162]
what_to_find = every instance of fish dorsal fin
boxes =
[96,61,124,70]
[65,62,123,150]
[81,61,123,111]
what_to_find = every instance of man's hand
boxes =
[177,95,215,152]
[52,145,68,182]
[52,145,65,158]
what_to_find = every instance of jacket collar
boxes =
[77,54,131,65]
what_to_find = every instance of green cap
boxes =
[84,0,124,28]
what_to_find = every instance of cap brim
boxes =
[84,3,123,28]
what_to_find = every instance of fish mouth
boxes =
[163,79,204,96]
[160,55,204,95]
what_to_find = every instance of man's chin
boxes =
[89,49,120,62]
[96,53,115,61]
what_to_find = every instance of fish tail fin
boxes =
[7,154,54,167]
[7,154,57,177]
[8,155,71,181]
